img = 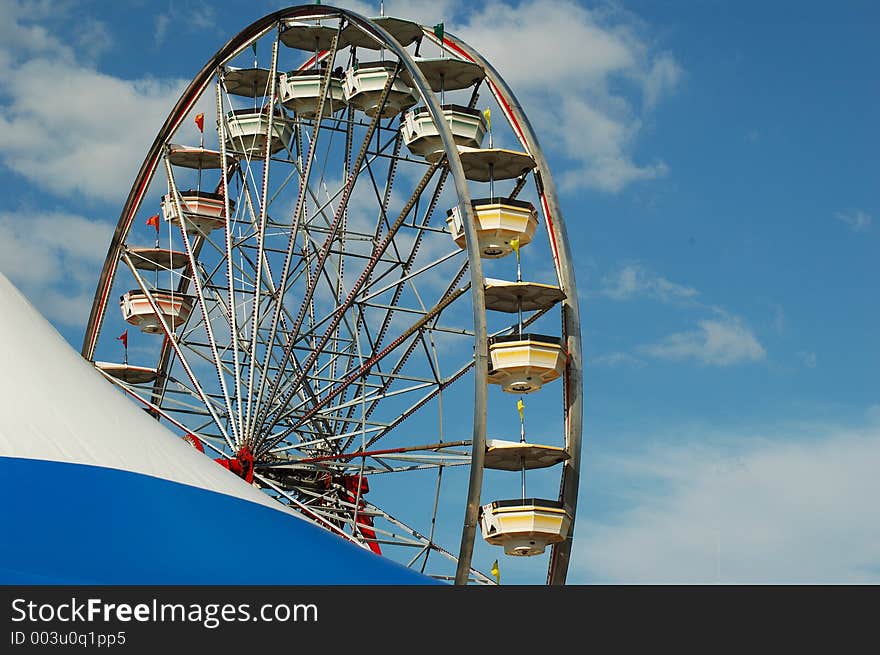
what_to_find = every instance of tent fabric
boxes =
[0,273,430,584]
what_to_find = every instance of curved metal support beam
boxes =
[424,29,584,585]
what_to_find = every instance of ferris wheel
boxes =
[81,4,582,585]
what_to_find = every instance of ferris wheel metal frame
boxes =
[80,4,582,585]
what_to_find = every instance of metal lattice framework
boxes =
[81,5,582,585]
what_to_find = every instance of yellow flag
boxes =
[491,559,500,584]
[483,107,491,130]
[517,398,524,422]
[510,237,520,255]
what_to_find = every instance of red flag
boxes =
[146,214,160,232]
[194,113,205,133]
[117,330,128,349]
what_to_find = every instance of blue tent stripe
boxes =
[0,456,434,585]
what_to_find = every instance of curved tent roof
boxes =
[0,273,430,584]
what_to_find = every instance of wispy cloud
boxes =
[0,210,114,327]
[639,314,766,366]
[447,0,680,193]
[797,351,817,369]
[590,351,644,367]
[154,2,218,46]
[572,420,880,583]
[599,263,698,302]
[770,302,785,334]
[834,209,872,233]
[0,0,187,204]
[154,12,171,46]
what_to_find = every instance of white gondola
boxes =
[480,499,572,556]
[167,145,235,170]
[484,440,569,471]
[400,57,485,92]
[120,290,194,334]
[483,279,566,313]
[446,197,538,258]
[341,16,422,49]
[402,104,486,161]
[126,247,189,272]
[95,362,159,385]
[160,190,233,236]
[487,333,566,393]
[279,68,347,118]
[456,146,536,182]
[224,108,293,157]
[344,61,418,118]
[223,67,274,97]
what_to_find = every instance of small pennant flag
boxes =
[194,113,205,133]
[433,22,444,41]
[146,214,160,232]
[517,398,524,422]
[251,41,258,58]
[483,108,491,130]
[491,559,500,585]
[117,329,128,349]
[510,237,520,256]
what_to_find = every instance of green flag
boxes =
[433,22,444,41]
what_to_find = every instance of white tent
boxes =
[0,273,427,584]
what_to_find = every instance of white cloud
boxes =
[640,315,765,366]
[599,263,698,302]
[0,210,114,327]
[450,0,680,193]
[590,351,643,367]
[797,351,817,369]
[155,12,171,46]
[153,2,219,47]
[640,52,682,111]
[834,209,872,233]
[74,16,114,61]
[189,5,218,31]
[572,422,880,583]
[770,302,785,333]
[0,0,187,204]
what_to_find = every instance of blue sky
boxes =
[0,0,877,583]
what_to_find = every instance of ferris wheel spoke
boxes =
[361,502,494,583]
[261,160,443,431]
[257,280,467,453]
[256,66,403,427]
[347,256,469,435]
[367,169,450,352]
[164,158,241,445]
[121,251,234,448]
[252,471,363,545]
[248,44,354,428]
[236,35,285,443]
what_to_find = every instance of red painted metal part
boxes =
[342,475,381,555]
[215,445,255,484]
